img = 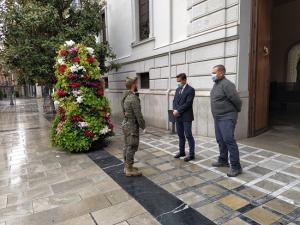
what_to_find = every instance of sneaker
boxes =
[211,161,230,168]
[227,168,243,177]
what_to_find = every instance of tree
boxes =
[0,0,117,86]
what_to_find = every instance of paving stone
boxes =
[196,202,230,221]
[264,198,297,215]
[217,179,242,190]
[242,155,265,163]
[104,189,131,205]
[248,166,272,176]
[283,166,300,177]
[197,184,227,197]
[92,199,146,225]
[280,189,300,205]
[219,194,249,210]
[178,192,205,205]
[156,163,175,171]
[269,172,297,184]
[51,177,94,194]
[222,217,250,225]
[32,192,81,213]
[238,188,266,201]
[127,213,160,225]
[52,214,95,225]
[244,207,281,225]
[254,180,283,192]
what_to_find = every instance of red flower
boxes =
[83,74,90,80]
[70,82,81,88]
[58,107,65,113]
[71,115,83,122]
[59,49,67,57]
[59,64,67,74]
[60,115,65,122]
[57,89,66,97]
[67,74,76,80]
[87,57,95,64]
[73,56,80,63]
[84,130,94,138]
[96,89,104,96]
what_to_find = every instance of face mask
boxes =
[177,83,182,88]
[211,73,217,82]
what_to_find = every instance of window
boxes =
[138,72,150,89]
[138,0,150,41]
[100,11,107,43]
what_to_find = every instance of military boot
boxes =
[123,165,139,174]
[124,162,142,177]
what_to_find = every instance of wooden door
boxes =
[249,0,272,136]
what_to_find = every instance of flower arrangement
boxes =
[50,40,113,152]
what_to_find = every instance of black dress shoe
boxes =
[184,155,195,162]
[227,168,243,177]
[211,161,230,168]
[174,153,186,159]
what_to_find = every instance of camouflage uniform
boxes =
[121,88,146,166]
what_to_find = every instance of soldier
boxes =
[121,77,146,177]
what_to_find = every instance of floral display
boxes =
[50,41,113,152]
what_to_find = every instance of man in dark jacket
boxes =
[173,73,195,162]
[210,65,242,177]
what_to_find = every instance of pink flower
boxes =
[69,48,79,54]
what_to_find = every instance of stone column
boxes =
[36,83,42,98]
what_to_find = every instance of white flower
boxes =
[86,47,94,55]
[72,90,82,97]
[100,126,111,135]
[57,57,65,65]
[54,100,60,110]
[64,40,75,47]
[78,122,89,128]
[70,64,86,73]
[76,96,83,104]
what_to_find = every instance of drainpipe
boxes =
[166,0,173,130]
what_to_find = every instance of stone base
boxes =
[106,91,249,139]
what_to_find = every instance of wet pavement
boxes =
[0,99,159,225]
[0,98,300,225]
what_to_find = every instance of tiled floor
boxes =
[0,99,159,225]
[105,123,300,225]
[1,98,300,225]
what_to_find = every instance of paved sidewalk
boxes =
[105,125,300,225]
[0,99,159,225]
[1,98,300,225]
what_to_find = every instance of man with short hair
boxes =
[210,65,243,177]
[173,73,196,162]
[121,77,146,177]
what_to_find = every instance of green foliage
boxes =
[50,42,113,152]
[0,0,117,84]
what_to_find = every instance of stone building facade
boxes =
[104,0,300,139]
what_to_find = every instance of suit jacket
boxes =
[173,84,195,122]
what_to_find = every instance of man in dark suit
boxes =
[173,73,195,162]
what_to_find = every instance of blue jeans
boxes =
[176,121,195,156]
[214,119,241,170]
